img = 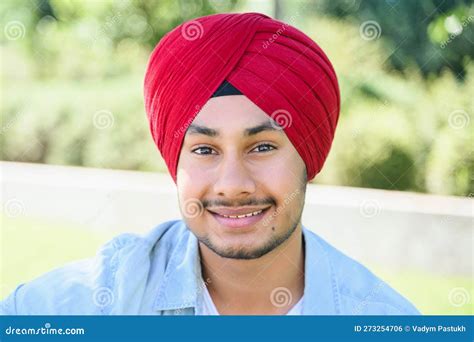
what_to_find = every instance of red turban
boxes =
[144,12,340,183]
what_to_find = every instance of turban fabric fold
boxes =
[144,12,340,183]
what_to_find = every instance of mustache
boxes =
[201,198,275,208]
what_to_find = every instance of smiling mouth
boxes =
[206,206,272,229]
[212,209,264,218]
[207,206,271,218]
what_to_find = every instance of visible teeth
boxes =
[221,209,263,218]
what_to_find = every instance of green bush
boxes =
[426,127,473,196]
[320,101,419,191]
[0,76,166,173]
[309,16,472,196]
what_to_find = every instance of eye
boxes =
[192,146,217,155]
[251,143,276,153]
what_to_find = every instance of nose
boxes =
[212,152,256,198]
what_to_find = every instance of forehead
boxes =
[190,95,270,128]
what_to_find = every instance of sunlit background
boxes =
[1,0,473,315]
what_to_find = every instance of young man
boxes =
[1,13,419,315]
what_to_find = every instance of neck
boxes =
[199,224,305,315]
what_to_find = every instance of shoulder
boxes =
[1,220,187,315]
[303,228,421,315]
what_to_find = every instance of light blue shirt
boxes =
[1,220,420,315]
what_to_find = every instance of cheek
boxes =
[177,156,210,196]
[285,189,305,221]
[177,169,209,229]
[262,153,306,216]
[253,151,304,188]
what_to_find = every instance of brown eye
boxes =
[252,144,276,153]
[192,146,216,155]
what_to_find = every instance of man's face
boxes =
[176,95,307,259]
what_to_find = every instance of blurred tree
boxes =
[308,0,474,79]
[24,0,239,49]
[1,0,238,79]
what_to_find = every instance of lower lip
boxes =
[208,207,270,229]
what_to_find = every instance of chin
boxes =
[200,233,282,260]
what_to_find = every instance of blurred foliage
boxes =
[292,8,474,196]
[312,0,474,78]
[0,0,472,196]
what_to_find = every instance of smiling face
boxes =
[176,95,307,259]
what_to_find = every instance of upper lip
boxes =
[207,206,271,216]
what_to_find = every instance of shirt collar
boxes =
[153,222,203,312]
[153,222,341,314]
[301,226,341,314]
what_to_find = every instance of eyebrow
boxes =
[186,120,283,138]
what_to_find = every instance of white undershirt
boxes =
[201,285,304,315]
